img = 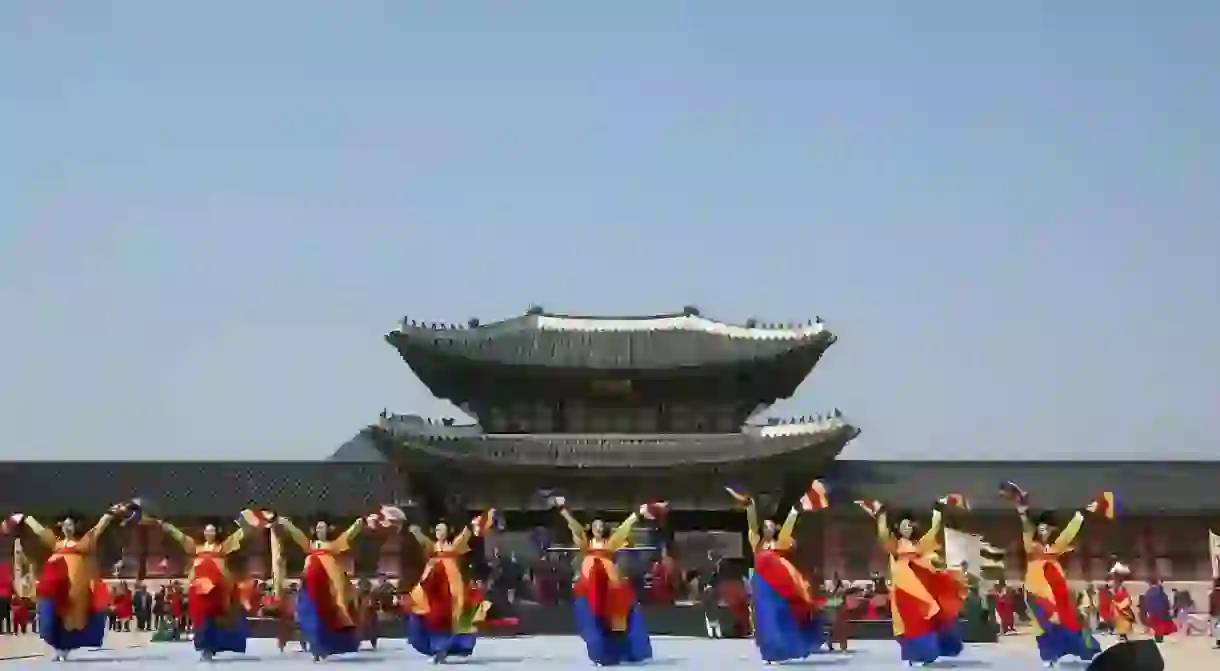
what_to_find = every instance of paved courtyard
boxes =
[0,635,1115,669]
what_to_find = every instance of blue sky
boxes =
[1,3,1216,461]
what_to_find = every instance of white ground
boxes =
[1,636,1103,669]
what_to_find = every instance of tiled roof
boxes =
[825,460,1220,512]
[387,310,834,370]
[371,419,861,468]
[0,461,405,517]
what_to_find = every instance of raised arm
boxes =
[78,513,116,551]
[745,500,761,552]
[607,512,640,551]
[1050,511,1085,554]
[219,527,246,555]
[276,518,313,551]
[329,519,365,553]
[558,508,588,549]
[449,525,474,554]
[916,509,944,554]
[1017,507,1035,550]
[159,521,198,554]
[875,510,898,555]
[407,526,435,555]
[773,507,801,551]
[20,516,59,548]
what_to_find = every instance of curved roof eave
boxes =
[392,310,832,342]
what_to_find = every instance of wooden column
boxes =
[136,524,149,581]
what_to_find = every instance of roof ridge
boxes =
[393,308,830,340]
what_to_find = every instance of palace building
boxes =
[2,307,1217,582]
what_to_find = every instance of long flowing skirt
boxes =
[296,589,360,657]
[573,595,652,666]
[188,561,248,655]
[892,565,963,664]
[750,572,824,662]
[37,599,105,651]
[193,615,249,655]
[405,562,480,659]
[1026,565,1098,662]
[405,614,477,658]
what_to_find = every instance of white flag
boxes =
[1209,529,1220,580]
[945,528,1005,577]
[945,528,983,576]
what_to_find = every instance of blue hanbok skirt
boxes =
[573,595,653,666]
[295,589,361,657]
[750,572,825,662]
[37,599,106,651]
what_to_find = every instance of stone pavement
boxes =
[1,632,1215,668]
[0,631,150,662]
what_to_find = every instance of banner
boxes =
[944,528,1005,577]
[1209,529,1220,580]
[944,528,981,576]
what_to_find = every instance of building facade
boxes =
[3,307,1218,581]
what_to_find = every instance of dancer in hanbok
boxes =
[1002,482,1114,667]
[727,482,827,664]
[276,513,376,661]
[1108,562,1135,641]
[857,498,964,667]
[3,504,128,661]
[154,511,268,661]
[556,497,658,666]
[404,510,496,663]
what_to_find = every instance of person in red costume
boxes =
[994,584,1015,634]
[646,550,680,605]
[112,583,133,632]
[1096,583,1114,634]
[1141,576,1177,642]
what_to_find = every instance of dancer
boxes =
[155,511,264,661]
[1003,483,1113,667]
[858,499,964,667]
[728,482,826,664]
[1108,562,1135,641]
[276,513,373,661]
[556,497,656,666]
[404,510,496,663]
[5,505,128,661]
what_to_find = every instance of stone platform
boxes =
[3,634,1194,669]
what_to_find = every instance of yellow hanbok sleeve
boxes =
[875,511,898,555]
[916,509,943,554]
[449,526,473,555]
[607,513,640,551]
[219,527,245,555]
[277,519,313,551]
[77,513,115,552]
[328,519,364,553]
[559,508,588,550]
[1018,510,1036,551]
[20,517,60,548]
[1050,512,1085,554]
[160,521,198,554]
[744,500,761,553]
[773,508,801,551]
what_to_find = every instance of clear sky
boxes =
[1,3,1217,461]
